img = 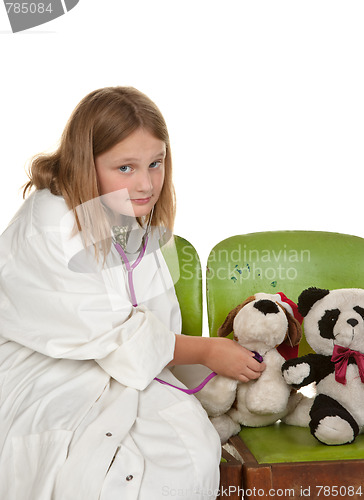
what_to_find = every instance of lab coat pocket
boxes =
[158,399,221,491]
[11,429,73,500]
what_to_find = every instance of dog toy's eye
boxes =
[252,351,264,363]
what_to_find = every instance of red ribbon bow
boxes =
[331,345,364,385]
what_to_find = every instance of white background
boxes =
[1,0,364,270]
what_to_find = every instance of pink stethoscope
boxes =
[112,219,218,395]
[113,234,149,308]
[113,226,264,394]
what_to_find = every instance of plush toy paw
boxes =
[309,394,359,446]
[210,414,241,444]
[196,376,238,417]
[282,361,310,387]
[313,416,357,446]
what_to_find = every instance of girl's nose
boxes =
[136,170,153,192]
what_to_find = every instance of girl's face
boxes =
[95,128,166,217]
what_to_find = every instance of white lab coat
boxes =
[0,189,221,500]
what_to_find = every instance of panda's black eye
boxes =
[318,308,340,339]
[354,306,364,320]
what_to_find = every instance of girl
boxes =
[0,87,264,500]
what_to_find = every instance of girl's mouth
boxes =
[131,197,152,205]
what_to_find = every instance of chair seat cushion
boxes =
[239,422,364,463]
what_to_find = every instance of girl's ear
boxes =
[217,296,256,337]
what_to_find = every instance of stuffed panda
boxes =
[282,287,364,446]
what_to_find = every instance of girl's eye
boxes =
[150,161,162,169]
[119,165,132,173]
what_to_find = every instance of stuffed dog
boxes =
[196,293,303,443]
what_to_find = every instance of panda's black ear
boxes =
[298,287,330,317]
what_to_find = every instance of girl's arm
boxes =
[168,334,266,383]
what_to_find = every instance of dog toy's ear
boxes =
[217,296,255,337]
[298,287,330,317]
[284,312,302,346]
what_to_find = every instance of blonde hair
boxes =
[23,86,176,258]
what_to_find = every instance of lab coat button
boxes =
[126,475,133,481]
[105,432,112,437]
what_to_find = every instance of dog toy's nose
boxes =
[254,299,280,315]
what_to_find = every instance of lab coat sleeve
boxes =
[0,229,176,390]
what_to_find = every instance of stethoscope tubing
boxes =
[113,219,217,395]
[113,235,149,307]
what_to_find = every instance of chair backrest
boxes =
[162,235,202,336]
[206,231,364,354]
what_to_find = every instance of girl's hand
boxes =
[202,337,266,383]
[168,335,266,383]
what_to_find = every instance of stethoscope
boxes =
[112,209,263,395]
[112,208,153,308]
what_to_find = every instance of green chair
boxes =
[162,235,203,337]
[163,235,243,498]
[206,231,364,499]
